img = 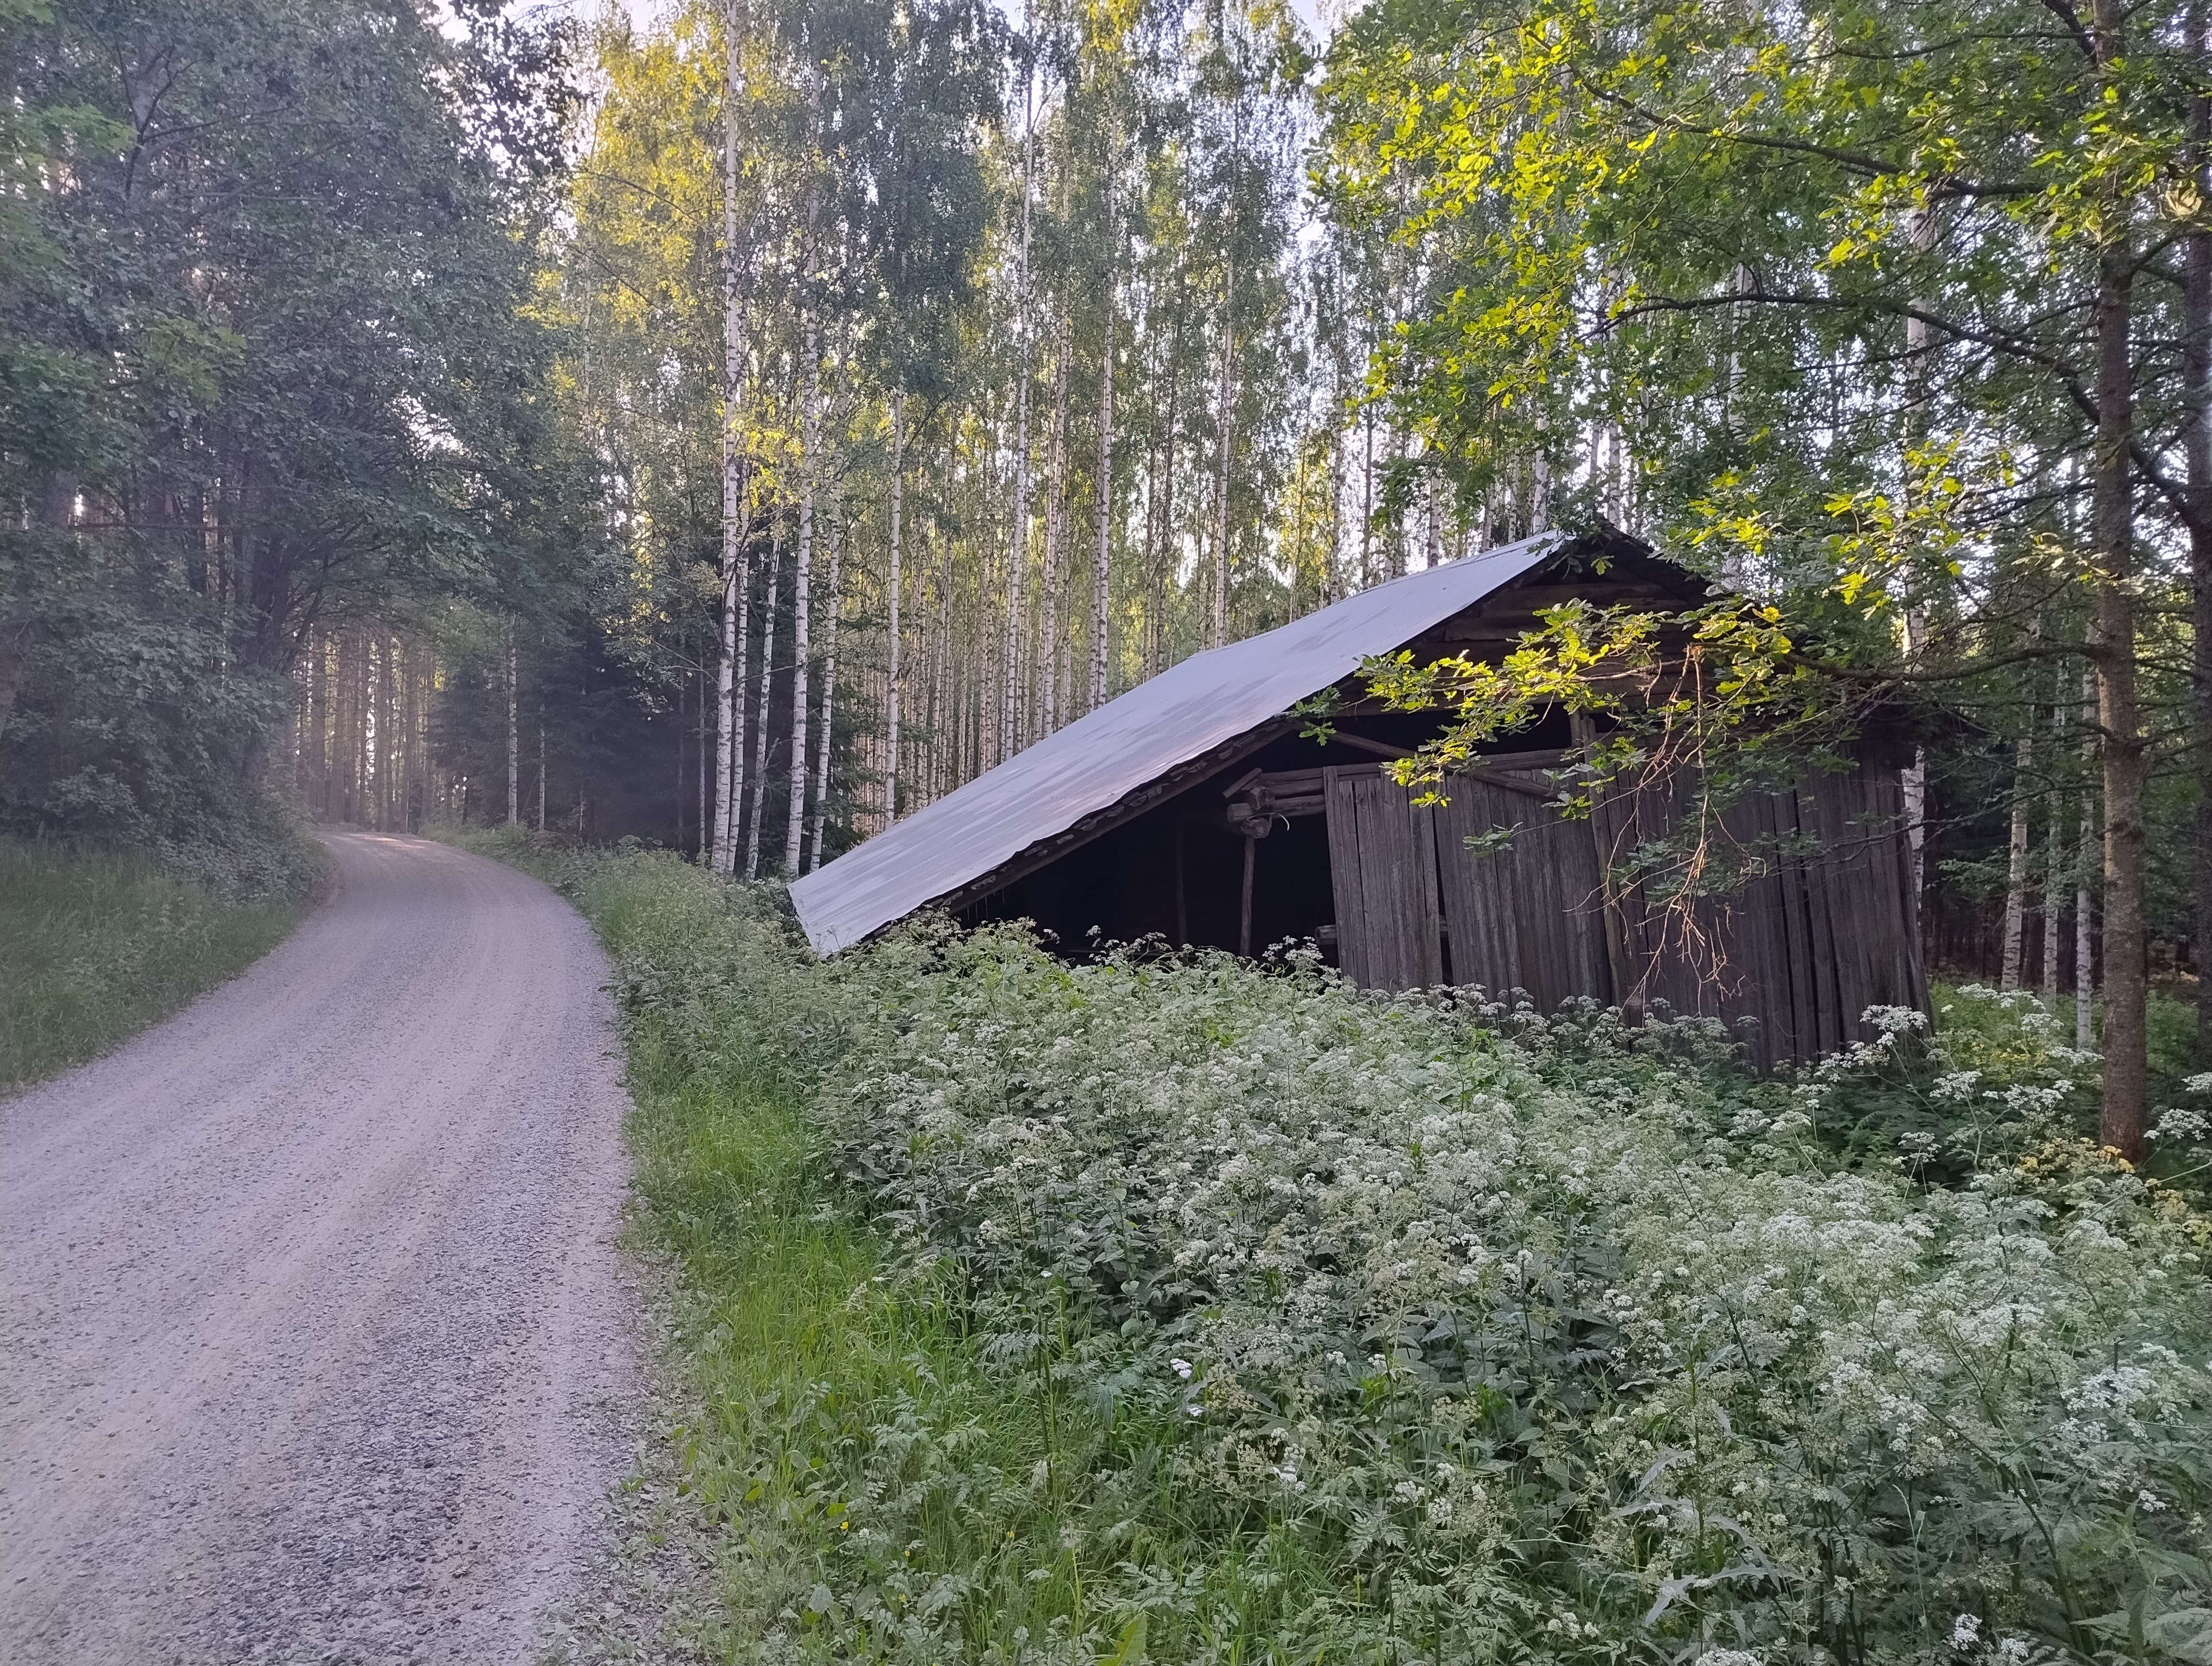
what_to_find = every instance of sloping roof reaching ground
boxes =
[790,530,1568,954]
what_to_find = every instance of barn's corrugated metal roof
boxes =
[788,531,1565,953]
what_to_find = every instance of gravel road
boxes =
[1,833,637,1665]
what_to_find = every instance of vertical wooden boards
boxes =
[1323,766,1444,989]
[1321,752,1925,1056]
[1432,781,1609,1010]
[1324,767,1372,984]
[1592,763,1922,1065]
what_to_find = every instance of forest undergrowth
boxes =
[505,837,2212,1666]
[0,802,326,1091]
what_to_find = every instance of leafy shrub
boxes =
[580,854,2212,1666]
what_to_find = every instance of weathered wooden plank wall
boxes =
[1324,767,1444,989]
[1588,763,1925,1064]
[1324,756,1925,1063]
[1431,773,1608,1012]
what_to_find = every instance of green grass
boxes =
[568,856,1117,1659]
[0,835,318,1092]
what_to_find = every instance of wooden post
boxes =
[1175,819,1188,946]
[1240,833,1256,957]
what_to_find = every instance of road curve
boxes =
[1,833,635,1664]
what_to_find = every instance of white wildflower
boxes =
[1696,1650,1763,1666]
[2152,1106,2210,1143]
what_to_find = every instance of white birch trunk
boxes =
[785,322,818,875]
[1326,399,1344,604]
[714,549,741,872]
[713,1,748,873]
[1091,257,1116,713]
[886,389,903,824]
[807,517,842,872]
[1359,411,1374,590]
[506,631,518,824]
[745,528,777,879]
[2042,672,2069,1005]
[1039,308,1070,734]
[1212,276,1232,650]
[2078,668,2097,1048]
[1001,121,1036,759]
[2001,727,2036,990]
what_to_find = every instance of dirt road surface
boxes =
[1,834,636,1664]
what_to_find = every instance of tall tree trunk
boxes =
[506,629,519,825]
[887,389,904,825]
[2042,673,2068,1006]
[1002,117,1037,760]
[785,328,819,875]
[1326,394,1345,603]
[2185,4,2212,1058]
[1212,268,1233,650]
[1091,249,1116,713]
[714,537,743,873]
[307,633,328,819]
[1155,314,1183,674]
[2090,0,2144,1158]
[746,526,779,880]
[1360,409,1375,589]
[714,7,748,876]
[2070,734,2088,1044]
[1040,307,1071,734]
[2001,723,2035,991]
[808,517,843,873]
[934,505,953,802]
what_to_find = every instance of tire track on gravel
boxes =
[1,833,637,1665]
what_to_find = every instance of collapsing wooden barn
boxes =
[789,529,1927,1063]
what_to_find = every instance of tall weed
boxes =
[571,853,2212,1666]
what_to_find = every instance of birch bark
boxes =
[714,0,748,874]
[506,629,518,825]
[1001,116,1037,759]
[745,527,778,879]
[2042,674,2068,1006]
[785,320,819,875]
[2001,724,2035,991]
[1211,281,1232,649]
[807,514,842,873]
[1039,307,1070,734]
[886,389,903,824]
[1090,247,1116,712]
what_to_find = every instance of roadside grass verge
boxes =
[552,851,1090,1659]
[537,848,2211,1666]
[0,810,327,1092]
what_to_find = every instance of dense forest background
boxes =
[4,0,2208,1148]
